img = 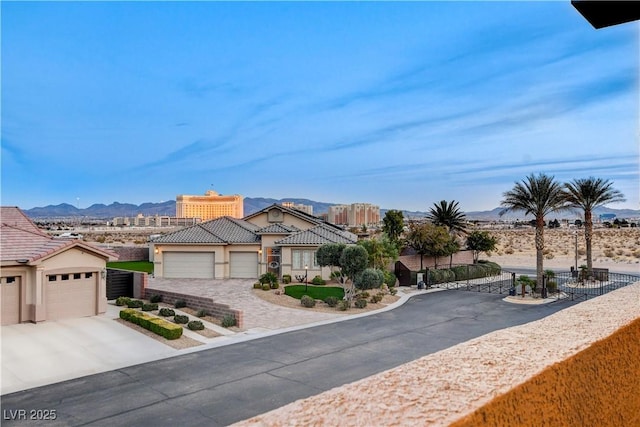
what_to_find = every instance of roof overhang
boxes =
[571,1,640,29]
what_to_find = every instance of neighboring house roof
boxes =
[151,216,260,244]
[256,223,300,234]
[275,224,358,246]
[1,206,117,264]
[244,203,347,232]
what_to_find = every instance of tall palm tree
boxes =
[564,177,625,276]
[500,173,567,288]
[427,200,468,235]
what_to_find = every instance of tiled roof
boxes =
[244,203,325,226]
[256,223,300,234]
[1,206,118,263]
[275,224,358,246]
[151,216,260,244]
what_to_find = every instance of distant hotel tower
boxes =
[176,190,244,221]
[328,203,380,227]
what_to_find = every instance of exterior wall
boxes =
[1,266,29,323]
[279,246,328,280]
[397,250,474,271]
[143,287,243,329]
[451,317,640,427]
[246,211,317,230]
[109,246,149,262]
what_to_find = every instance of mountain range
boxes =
[21,198,640,221]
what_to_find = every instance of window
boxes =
[61,274,70,281]
[85,272,93,279]
[292,249,319,269]
[6,277,16,283]
[73,273,82,280]
[48,275,57,282]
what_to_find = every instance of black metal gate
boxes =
[545,271,640,302]
[106,269,134,300]
[433,270,515,295]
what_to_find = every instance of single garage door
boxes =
[1,277,21,325]
[46,273,97,321]
[230,252,258,278]
[164,252,215,279]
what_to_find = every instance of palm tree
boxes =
[500,173,567,288]
[426,200,468,235]
[564,177,625,276]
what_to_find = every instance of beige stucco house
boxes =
[149,204,358,280]
[1,207,118,325]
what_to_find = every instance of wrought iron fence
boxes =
[544,271,640,302]
[426,264,515,295]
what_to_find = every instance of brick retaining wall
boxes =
[144,287,243,329]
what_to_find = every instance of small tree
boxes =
[466,231,498,263]
[404,222,452,269]
[357,235,399,270]
[382,209,404,247]
[339,245,369,302]
[316,243,346,276]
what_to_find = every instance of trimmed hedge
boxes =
[119,309,182,340]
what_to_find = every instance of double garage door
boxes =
[162,252,257,279]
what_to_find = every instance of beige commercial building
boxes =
[176,190,244,221]
[328,203,380,227]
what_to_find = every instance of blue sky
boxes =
[2,1,638,212]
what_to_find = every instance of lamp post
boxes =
[574,231,578,273]
[304,264,308,292]
[258,249,263,276]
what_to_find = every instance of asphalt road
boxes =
[1,291,577,427]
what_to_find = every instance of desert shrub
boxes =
[174,300,187,309]
[355,299,368,309]
[270,281,280,289]
[158,308,175,317]
[324,296,339,307]
[370,293,384,303]
[311,275,326,285]
[262,283,271,291]
[187,320,205,331]
[196,309,208,318]
[253,282,262,289]
[389,287,398,296]
[282,274,291,284]
[546,280,558,294]
[149,294,163,303]
[383,270,397,287]
[354,268,384,290]
[115,296,131,306]
[142,303,158,311]
[221,314,237,328]
[126,299,144,309]
[300,295,316,308]
[174,314,189,324]
[337,299,351,311]
[357,291,370,299]
[259,272,278,286]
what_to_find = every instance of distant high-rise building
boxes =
[281,201,313,215]
[328,203,379,227]
[328,205,349,226]
[176,190,244,221]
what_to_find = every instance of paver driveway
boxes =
[147,278,347,330]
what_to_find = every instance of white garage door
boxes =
[230,252,258,278]
[46,273,97,320]
[1,277,21,325]
[164,252,215,279]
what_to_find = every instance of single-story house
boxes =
[149,204,358,280]
[1,207,118,325]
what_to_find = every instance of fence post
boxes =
[541,274,547,299]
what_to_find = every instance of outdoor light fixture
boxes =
[154,247,159,254]
[304,264,308,292]
[16,259,29,264]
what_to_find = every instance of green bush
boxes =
[389,287,398,296]
[311,275,326,285]
[383,270,397,287]
[259,272,278,286]
[174,314,189,324]
[196,309,208,318]
[174,300,187,309]
[324,296,339,307]
[221,314,237,328]
[356,291,370,299]
[262,283,271,291]
[126,299,144,308]
[142,303,158,312]
[158,307,175,317]
[355,268,384,290]
[300,295,316,308]
[370,293,384,304]
[187,320,205,331]
[337,299,351,311]
[546,280,558,294]
[426,269,456,285]
[282,274,291,284]
[149,294,163,303]
[253,282,262,289]
[355,298,368,309]
[115,296,131,306]
[120,309,182,340]
[270,281,280,289]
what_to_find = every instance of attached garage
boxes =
[163,252,215,279]
[1,277,21,326]
[230,252,258,278]
[46,273,97,321]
